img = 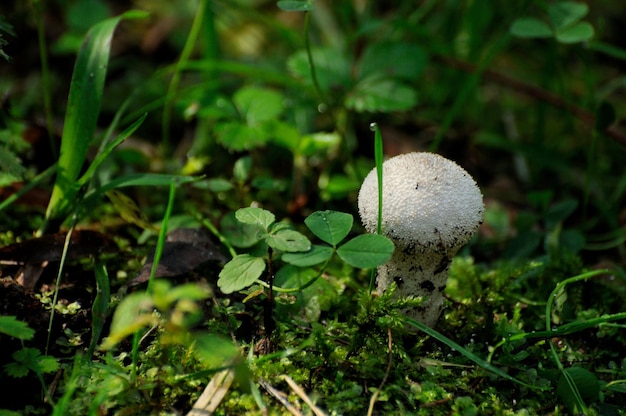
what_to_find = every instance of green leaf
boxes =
[548,2,588,31]
[277,1,313,12]
[357,42,427,81]
[77,114,147,188]
[66,0,111,33]
[193,334,240,368]
[46,14,129,221]
[101,292,155,349]
[0,316,35,340]
[235,207,276,230]
[0,148,27,186]
[218,254,266,294]
[346,76,417,112]
[166,282,212,304]
[298,131,341,156]
[84,173,200,202]
[555,21,594,43]
[234,156,252,183]
[304,210,353,246]
[251,176,287,191]
[336,234,394,268]
[288,47,351,91]
[205,178,234,192]
[557,367,599,413]
[215,122,269,151]
[35,354,60,374]
[510,18,553,38]
[266,229,311,252]
[5,348,59,378]
[544,199,578,229]
[220,212,263,248]
[282,244,334,267]
[233,86,284,124]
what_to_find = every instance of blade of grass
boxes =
[77,113,147,188]
[488,310,626,362]
[82,173,201,207]
[43,11,147,230]
[0,164,56,213]
[544,269,610,413]
[89,259,110,357]
[405,317,542,389]
[130,180,177,382]
[162,0,208,152]
[368,122,384,294]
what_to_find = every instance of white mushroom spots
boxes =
[358,152,484,327]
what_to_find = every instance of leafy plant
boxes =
[0,316,36,340]
[218,208,393,294]
[43,11,145,227]
[510,1,594,43]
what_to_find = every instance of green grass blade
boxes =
[406,318,543,390]
[45,11,146,225]
[89,259,110,357]
[0,164,56,213]
[82,173,201,206]
[77,114,147,188]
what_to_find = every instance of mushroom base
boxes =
[376,247,454,328]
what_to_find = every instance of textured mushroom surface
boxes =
[358,152,484,327]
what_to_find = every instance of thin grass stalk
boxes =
[406,317,540,389]
[45,216,78,356]
[368,122,384,294]
[130,181,177,382]
[544,269,609,413]
[162,0,208,153]
[89,259,110,357]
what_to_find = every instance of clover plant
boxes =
[218,208,394,295]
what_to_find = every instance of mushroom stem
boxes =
[376,242,455,328]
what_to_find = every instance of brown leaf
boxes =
[129,228,227,286]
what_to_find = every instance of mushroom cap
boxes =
[358,152,484,252]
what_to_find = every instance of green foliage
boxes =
[0,316,35,340]
[288,41,424,113]
[3,348,58,378]
[557,366,600,414]
[510,2,594,43]
[284,210,394,268]
[219,208,393,295]
[218,254,267,294]
[45,12,139,224]
[102,279,211,349]
[277,1,313,12]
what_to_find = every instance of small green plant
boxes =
[510,1,594,44]
[218,208,394,295]
[0,316,59,409]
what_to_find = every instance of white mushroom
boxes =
[358,152,484,327]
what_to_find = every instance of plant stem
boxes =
[264,248,276,340]
[162,0,208,153]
